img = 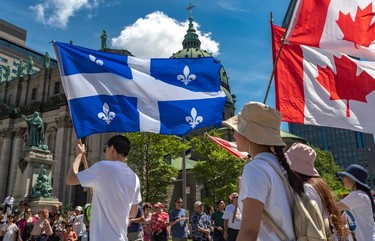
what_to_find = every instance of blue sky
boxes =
[3,0,291,129]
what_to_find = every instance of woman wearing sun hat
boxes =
[286,143,347,240]
[337,164,375,241]
[222,101,304,241]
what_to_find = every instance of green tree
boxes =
[313,147,347,197]
[126,133,190,203]
[191,130,245,207]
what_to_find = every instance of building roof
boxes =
[281,129,307,143]
[170,156,197,170]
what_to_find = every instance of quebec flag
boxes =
[53,42,226,138]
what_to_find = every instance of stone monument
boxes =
[13,113,61,210]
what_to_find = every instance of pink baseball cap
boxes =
[285,143,320,177]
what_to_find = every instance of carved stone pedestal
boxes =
[13,147,61,208]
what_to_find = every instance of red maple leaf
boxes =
[316,55,375,117]
[336,3,375,47]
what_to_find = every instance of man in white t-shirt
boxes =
[222,193,241,241]
[66,135,141,241]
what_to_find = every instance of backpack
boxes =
[260,158,332,241]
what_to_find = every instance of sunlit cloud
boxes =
[111,11,220,58]
[29,0,99,28]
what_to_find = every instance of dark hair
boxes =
[142,202,152,211]
[215,200,224,206]
[107,135,131,157]
[356,182,375,220]
[274,146,304,196]
[300,175,348,239]
[174,197,183,203]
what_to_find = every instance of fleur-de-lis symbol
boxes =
[89,54,104,66]
[177,65,196,85]
[185,107,203,129]
[98,103,116,124]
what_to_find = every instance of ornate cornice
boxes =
[0,128,14,139]
[56,116,72,128]
[15,127,26,138]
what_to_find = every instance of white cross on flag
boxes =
[53,42,226,138]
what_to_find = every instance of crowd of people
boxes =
[0,202,89,241]
[2,102,374,241]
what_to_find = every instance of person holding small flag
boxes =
[66,135,141,241]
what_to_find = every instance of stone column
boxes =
[0,129,14,201]
[7,128,26,195]
[53,116,73,203]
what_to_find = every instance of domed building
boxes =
[171,10,235,123]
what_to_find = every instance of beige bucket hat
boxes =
[223,102,286,147]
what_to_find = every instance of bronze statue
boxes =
[5,65,11,81]
[100,30,107,49]
[17,59,25,77]
[22,112,45,147]
[27,56,34,75]
[31,165,52,198]
[44,52,50,69]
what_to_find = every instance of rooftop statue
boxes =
[31,165,52,199]
[17,59,25,77]
[44,52,50,69]
[5,65,11,81]
[27,56,34,75]
[101,30,107,49]
[22,112,45,148]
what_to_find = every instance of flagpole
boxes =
[182,135,187,209]
[263,8,296,104]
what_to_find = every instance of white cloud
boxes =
[111,11,219,58]
[29,0,99,28]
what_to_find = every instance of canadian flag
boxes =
[286,0,375,60]
[205,133,248,159]
[273,25,375,134]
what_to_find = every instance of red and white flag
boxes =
[273,25,375,134]
[286,0,375,60]
[205,133,248,159]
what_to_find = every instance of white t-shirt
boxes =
[78,160,141,241]
[340,190,375,241]
[222,203,241,230]
[238,152,295,241]
[3,196,13,205]
[73,214,86,237]
[1,223,18,241]
[304,183,329,219]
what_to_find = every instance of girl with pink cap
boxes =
[286,143,347,240]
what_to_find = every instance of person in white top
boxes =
[3,195,14,215]
[222,192,241,241]
[337,164,375,241]
[66,135,142,241]
[285,143,347,240]
[223,101,304,241]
